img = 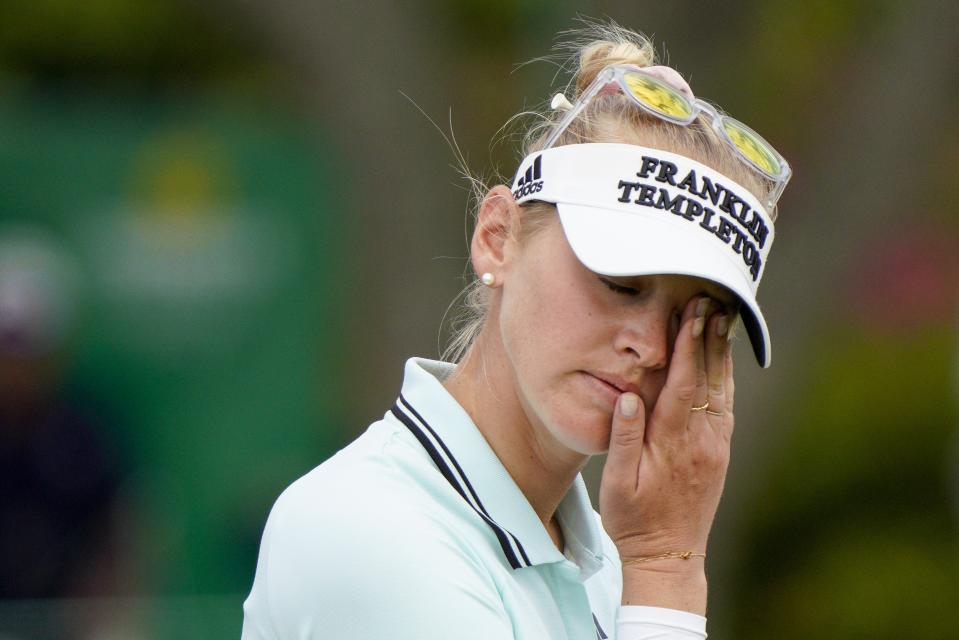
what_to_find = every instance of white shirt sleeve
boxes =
[616,605,707,639]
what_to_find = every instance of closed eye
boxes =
[599,276,639,296]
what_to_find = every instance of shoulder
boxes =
[246,419,511,638]
[266,417,459,542]
[268,428,474,559]
[268,417,480,550]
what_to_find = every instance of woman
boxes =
[242,25,790,640]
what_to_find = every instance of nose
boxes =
[612,302,672,371]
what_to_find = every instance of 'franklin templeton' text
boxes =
[616,155,770,281]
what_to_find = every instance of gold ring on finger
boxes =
[690,401,710,412]
[705,408,723,416]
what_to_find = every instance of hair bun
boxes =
[575,38,656,96]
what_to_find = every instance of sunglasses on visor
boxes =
[542,64,792,212]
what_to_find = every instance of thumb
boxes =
[602,393,647,485]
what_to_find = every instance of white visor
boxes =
[510,143,775,367]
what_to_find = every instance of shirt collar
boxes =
[389,357,606,578]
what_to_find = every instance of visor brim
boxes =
[555,202,771,368]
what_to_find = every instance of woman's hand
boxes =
[599,296,734,613]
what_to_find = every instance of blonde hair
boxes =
[442,21,776,362]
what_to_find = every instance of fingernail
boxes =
[692,316,705,338]
[717,315,728,337]
[696,297,709,317]
[619,393,638,418]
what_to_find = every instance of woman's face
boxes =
[497,215,737,457]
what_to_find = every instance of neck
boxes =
[442,323,588,532]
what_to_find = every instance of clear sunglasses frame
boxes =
[542,64,792,212]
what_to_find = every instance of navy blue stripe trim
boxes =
[398,395,532,568]
[506,529,532,567]
[593,613,608,639]
[390,402,527,570]
[393,397,529,568]
[400,395,488,511]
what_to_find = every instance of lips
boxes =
[587,371,640,395]
[579,371,642,413]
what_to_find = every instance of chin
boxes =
[548,407,613,457]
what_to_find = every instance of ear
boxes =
[471,185,520,282]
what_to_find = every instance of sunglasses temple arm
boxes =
[764,163,792,211]
[542,70,614,150]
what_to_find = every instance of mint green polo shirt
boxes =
[241,357,704,639]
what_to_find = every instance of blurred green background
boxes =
[0,0,956,638]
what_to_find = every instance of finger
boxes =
[724,341,735,437]
[693,302,710,399]
[602,393,647,491]
[650,296,709,431]
[704,312,729,415]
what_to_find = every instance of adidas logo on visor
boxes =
[512,155,543,199]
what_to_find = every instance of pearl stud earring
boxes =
[481,272,495,286]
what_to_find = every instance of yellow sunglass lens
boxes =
[722,119,781,176]
[623,72,693,120]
